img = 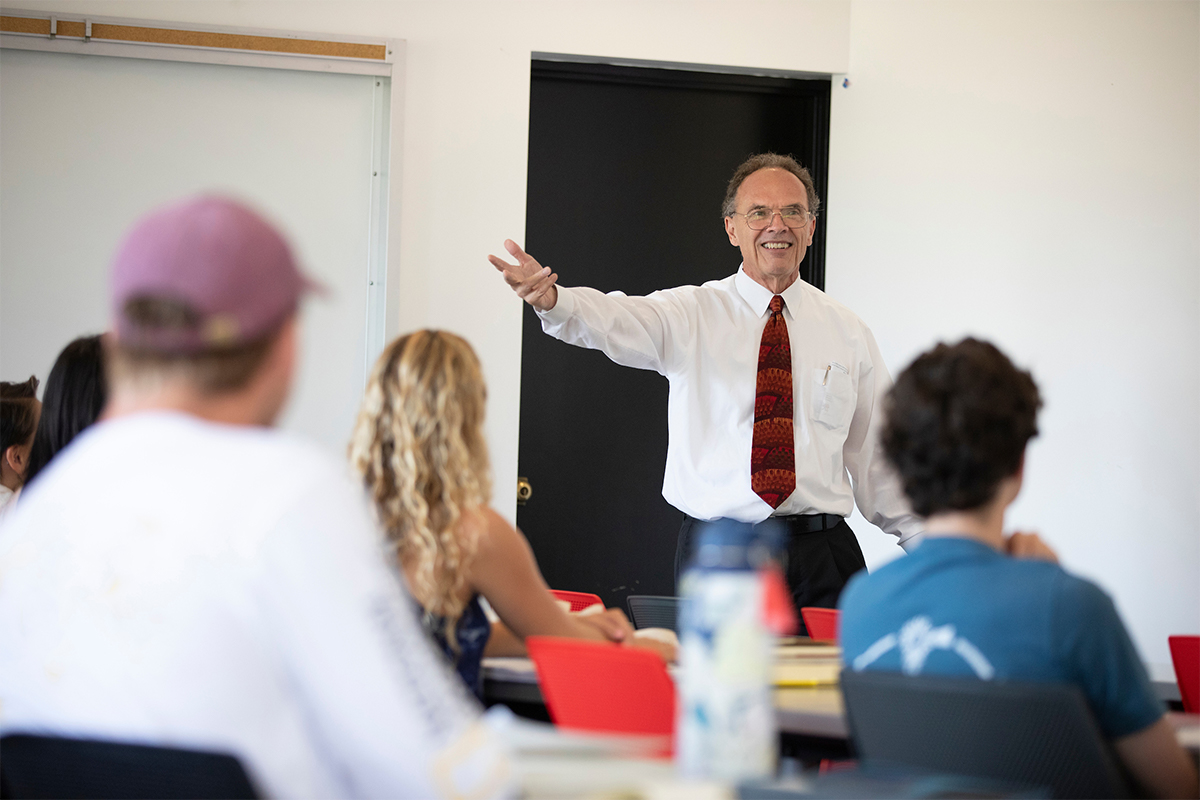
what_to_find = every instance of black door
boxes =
[518,60,830,610]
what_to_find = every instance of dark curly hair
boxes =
[882,338,1042,517]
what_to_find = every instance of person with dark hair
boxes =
[839,338,1198,799]
[490,152,922,624]
[0,376,41,512]
[24,335,107,486]
[0,196,510,798]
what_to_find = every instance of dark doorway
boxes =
[517,59,831,610]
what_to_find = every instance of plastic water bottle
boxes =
[676,519,781,781]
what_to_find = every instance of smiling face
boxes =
[724,167,815,293]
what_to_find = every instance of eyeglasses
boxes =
[730,206,815,231]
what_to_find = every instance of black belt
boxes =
[777,513,843,535]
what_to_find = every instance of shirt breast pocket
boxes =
[812,362,855,431]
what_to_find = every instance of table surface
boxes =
[482,655,1199,752]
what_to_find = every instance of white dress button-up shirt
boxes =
[537,266,923,550]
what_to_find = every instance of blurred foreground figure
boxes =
[0,197,511,799]
[839,338,1198,799]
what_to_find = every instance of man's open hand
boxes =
[488,239,559,312]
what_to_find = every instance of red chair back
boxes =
[1169,635,1199,713]
[526,636,676,749]
[800,607,840,641]
[550,590,603,612]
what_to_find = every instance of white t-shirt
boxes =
[0,412,511,799]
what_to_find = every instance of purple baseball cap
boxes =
[110,196,320,353]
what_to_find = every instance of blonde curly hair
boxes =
[349,330,492,647]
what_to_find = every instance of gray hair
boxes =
[721,153,821,218]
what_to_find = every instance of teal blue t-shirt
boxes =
[839,537,1163,739]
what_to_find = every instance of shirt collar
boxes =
[734,265,806,319]
[914,536,1004,560]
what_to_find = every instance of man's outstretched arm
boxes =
[488,239,558,311]
[489,238,687,374]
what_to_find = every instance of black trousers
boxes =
[675,513,867,637]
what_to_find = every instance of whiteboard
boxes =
[0,45,389,454]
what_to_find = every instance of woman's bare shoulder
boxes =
[470,506,530,560]
[479,505,513,530]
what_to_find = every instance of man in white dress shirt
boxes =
[490,153,922,625]
[0,197,511,798]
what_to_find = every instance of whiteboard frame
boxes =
[0,8,396,74]
[0,8,405,383]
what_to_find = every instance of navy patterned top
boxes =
[422,594,492,701]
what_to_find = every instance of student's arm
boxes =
[483,616,643,657]
[470,507,630,648]
[483,620,525,657]
[1114,717,1199,799]
[470,507,674,660]
[1053,575,1196,798]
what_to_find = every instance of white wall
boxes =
[828,1,1199,678]
[3,0,1195,675]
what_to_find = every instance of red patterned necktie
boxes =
[752,295,795,508]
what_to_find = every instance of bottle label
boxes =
[677,570,776,781]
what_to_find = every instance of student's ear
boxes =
[4,444,24,475]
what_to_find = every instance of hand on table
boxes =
[628,635,678,664]
[576,606,677,661]
[575,606,634,643]
[1005,530,1059,563]
[488,239,558,312]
